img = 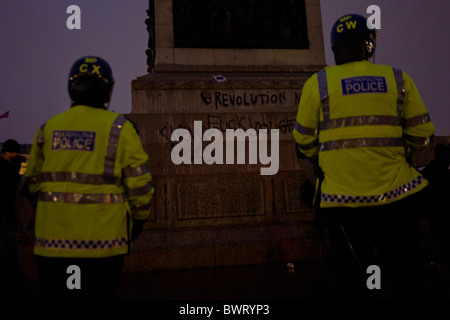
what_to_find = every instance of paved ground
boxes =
[116,260,450,301]
[3,234,450,306]
[2,239,330,301]
[117,260,329,301]
[2,252,450,319]
[12,258,331,300]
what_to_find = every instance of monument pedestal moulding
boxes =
[123,0,328,272]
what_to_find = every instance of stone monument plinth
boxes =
[123,0,327,273]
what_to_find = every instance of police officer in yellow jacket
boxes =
[293,14,435,298]
[26,56,154,299]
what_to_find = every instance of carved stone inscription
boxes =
[173,0,309,49]
[176,176,265,220]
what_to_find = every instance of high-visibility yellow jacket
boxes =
[293,60,435,208]
[26,105,154,257]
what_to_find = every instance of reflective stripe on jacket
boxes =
[293,61,435,208]
[26,105,154,257]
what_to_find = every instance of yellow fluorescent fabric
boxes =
[293,61,435,208]
[26,105,154,257]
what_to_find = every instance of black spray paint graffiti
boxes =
[200,90,302,109]
[159,114,296,144]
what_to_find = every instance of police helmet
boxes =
[68,56,115,108]
[331,14,377,60]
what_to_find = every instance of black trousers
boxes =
[321,189,428,299]
[36,255,124,300]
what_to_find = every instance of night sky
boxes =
[1,0,449,144]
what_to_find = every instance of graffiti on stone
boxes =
[159,114,296,145]
[200,90,302,109]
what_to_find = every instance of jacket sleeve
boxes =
[118,120,154,221]
[292,74,321,159]
[401,71,435,153]
[25,124,46,197]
